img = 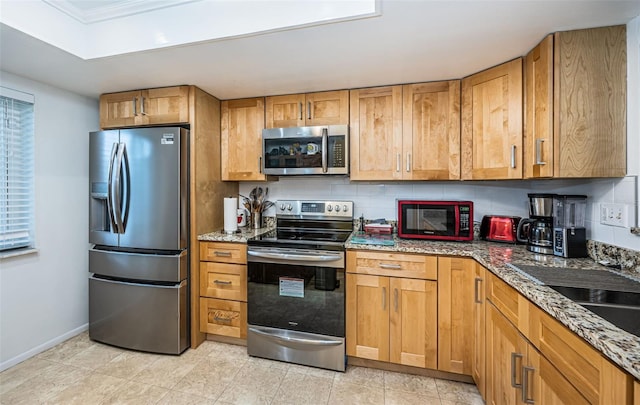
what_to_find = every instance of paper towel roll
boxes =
[223,197,238,233]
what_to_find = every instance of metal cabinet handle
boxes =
[379,263,402,270]
[132,97,137,116]
[522,366,535,404]
[307,101,312,120]
[259,156,262,174]
[214,316,233,322]
[511,145,517,168]
[214,251,232,257]
[511,352,523,388]
[474,277,483,303]
[535,139,546,165]
[382,287,386,310]
[139,96,146,115]
[214,280,233,285]
[394,288,398,312]
[299,102,303,121]
[396,153,401,172]
[406,153,411,172]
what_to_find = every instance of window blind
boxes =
[0,87,35,252]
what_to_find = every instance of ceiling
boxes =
[1,0,640,101]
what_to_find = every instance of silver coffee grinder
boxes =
[553,195,588,258]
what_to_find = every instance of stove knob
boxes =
[343,204,348,212]
[327,205,333,212]
[286,204,293,211]
[335,205,341,212]
[279,203,285,211]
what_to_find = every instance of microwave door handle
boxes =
[107,142,118,232]
[454,206,460,238]
[321,127,328,173]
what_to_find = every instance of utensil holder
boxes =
[252,212,262,229]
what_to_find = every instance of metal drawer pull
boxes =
[394,288,398,312]
[511,352,523,388]
[379,263,402,270]
[214,251,232,257]
[522,366,535,404]
[249,327,342,346]
[214,316,233,322]
[535,139,546,165]
[214,280,232,285]
[382,287,386,310]
[474,277,483,303]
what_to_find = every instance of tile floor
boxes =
[0,333,483,405]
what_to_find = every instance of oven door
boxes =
[247,247,345,338]
[262,125,348,175]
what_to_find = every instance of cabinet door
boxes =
[403,81,461,180]
[199,262,247,301]
[389,277,437,369]
[524,35,554,179]
[472,263,487,398]
[265,94,305,128]
[99,90,141,129]
[486,302,528,405]
[221,98,266,181]
[349,86,403,180]
[437,257,474,375]
[526,347,590,405]
[554,25,626,178]
[142,86,190,125]
[200,242,247,264]
[346,273,390,361]
[306,90,349,126]
[461,58,523,180]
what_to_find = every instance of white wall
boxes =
[0,71,98,370]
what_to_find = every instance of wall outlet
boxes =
[600,203,628,227]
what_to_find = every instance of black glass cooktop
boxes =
[248,228,351,248]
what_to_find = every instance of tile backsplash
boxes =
[240,175,639,252]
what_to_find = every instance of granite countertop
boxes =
[346,235,640,381]
[198,226,273,243]
[197,228,640,380]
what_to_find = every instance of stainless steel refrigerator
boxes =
[89,127,189,355]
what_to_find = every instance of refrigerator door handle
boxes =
[113,142,127,234]
[107,142,119,232]
[121,143,130,231]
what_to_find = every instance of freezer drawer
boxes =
[89,276,189,355]
[89,248,187,283]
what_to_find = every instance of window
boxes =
[0,87,35,252]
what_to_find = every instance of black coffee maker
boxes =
[517,194,555,254]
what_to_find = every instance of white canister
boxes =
[237,209,247,227]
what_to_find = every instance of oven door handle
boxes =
[247,250,342,262]
[249,327,342,347]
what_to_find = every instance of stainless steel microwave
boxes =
[262,125,348,175]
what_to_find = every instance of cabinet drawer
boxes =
[346,251,437,280]
[200,262,247,301]
[200,242,247,264]
[199,298,247,338]
[487,273,527,329]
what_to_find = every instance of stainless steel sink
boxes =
[548,285,640,337]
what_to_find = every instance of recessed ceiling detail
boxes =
[42,0,201,24]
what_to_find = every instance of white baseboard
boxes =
[0,323,88,372]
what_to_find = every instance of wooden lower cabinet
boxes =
[199,241,247,339]
[346,250,438,369]
[635,380,640,404]
[437,257,474,375]
[472,263,486,398]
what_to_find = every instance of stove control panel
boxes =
[276,200,353,218]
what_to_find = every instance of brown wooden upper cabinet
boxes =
[524,25,627,178]
[265,90,349,128]
[99,86,190,129]
[221,97,266,181]
[461,58,523,180]
[350,82,461,181]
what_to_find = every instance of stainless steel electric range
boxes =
[246,200,353,371]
